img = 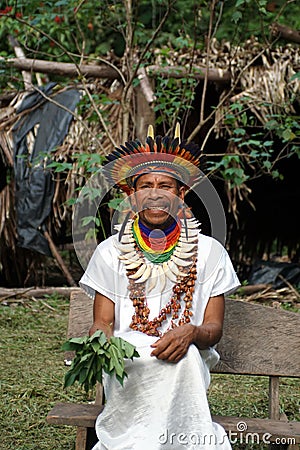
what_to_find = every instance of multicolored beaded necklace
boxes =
[132,217,181,263]
[121,217,199,337]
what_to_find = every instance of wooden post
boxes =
[268,376,289,450]
[135,79,155,142]
[44,229,77,287]
[269,376,280,420]
[75,427,87,450]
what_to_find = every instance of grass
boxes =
[0,295,299,450]
[0,295,91,450]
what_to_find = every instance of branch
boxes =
[8,36,32,90]
[122,0,175,103]
[137,67,156,104]
[1,57,231,83]
[199,0,217,125]
[270,22,300,44]
[120,0,175,141]
[1,57,121,79]
[147,65,230,82]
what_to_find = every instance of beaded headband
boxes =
[103,124,202,194]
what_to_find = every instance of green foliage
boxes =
[154,75,197,125]
[0,0,299,195]
[208,96,299,188]
[62,330,140,392]
[216,0,300,42]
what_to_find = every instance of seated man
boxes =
[80,125,240,449]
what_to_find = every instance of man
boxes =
[80,125,240,449]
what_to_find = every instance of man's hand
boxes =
[150,295,225,363]
[150,324,195,363]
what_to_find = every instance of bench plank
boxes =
[212,415,300,443]
[214,299,300,377]
[46,403,300,443]
[47,403,104,427]
[67,290,93,339]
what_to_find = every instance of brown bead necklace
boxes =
[127,251,198,337]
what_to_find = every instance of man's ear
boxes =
[179,185,186,200]
[129,188,137,211]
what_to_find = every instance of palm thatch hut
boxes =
[0,38,299,286]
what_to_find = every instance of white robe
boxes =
[80,232,240,450]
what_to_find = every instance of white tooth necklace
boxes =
[114,218,199,293]
[114,218,199,336]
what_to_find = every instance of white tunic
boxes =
[80,232,240,450]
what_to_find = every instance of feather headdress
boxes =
[103,124,203,194]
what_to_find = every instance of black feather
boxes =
[146,136,154,152]
[162,136,170,152]
[155,135,162,153]
[182,205,189,240]
[118,210,132,242]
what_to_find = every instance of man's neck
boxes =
[137,216,178,231]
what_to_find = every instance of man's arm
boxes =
[89,291,115,338]
[150,294,225,363]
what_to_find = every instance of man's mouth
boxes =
[144,204,169,213]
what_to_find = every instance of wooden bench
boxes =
[47,290,300,450]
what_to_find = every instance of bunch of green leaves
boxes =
[62,330,140,392]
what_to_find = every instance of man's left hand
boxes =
[150,324,195,363]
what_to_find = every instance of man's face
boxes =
[131,172,185,229]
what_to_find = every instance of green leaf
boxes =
[48,161,73,172]
[247,140,262,146]
[263,141,273,147]
[282,129,296,142]
[89,330,107,346]
[81,216,100,227]
[232,11,242,23]
[78,367,88,384]
[290,72,300,81]
[64,371,78,388]
[234,128,246,135]
[108,197,123,210]
[69,336,88,345]
[61,336,88,351]
[265,119,279,130]
[91,342,100,353]
[121,339,138,359]
[263,160,271,170]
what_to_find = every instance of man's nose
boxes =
[148,187,161,198]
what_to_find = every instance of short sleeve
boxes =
[79,236,121,302]
[210,247,240,297]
